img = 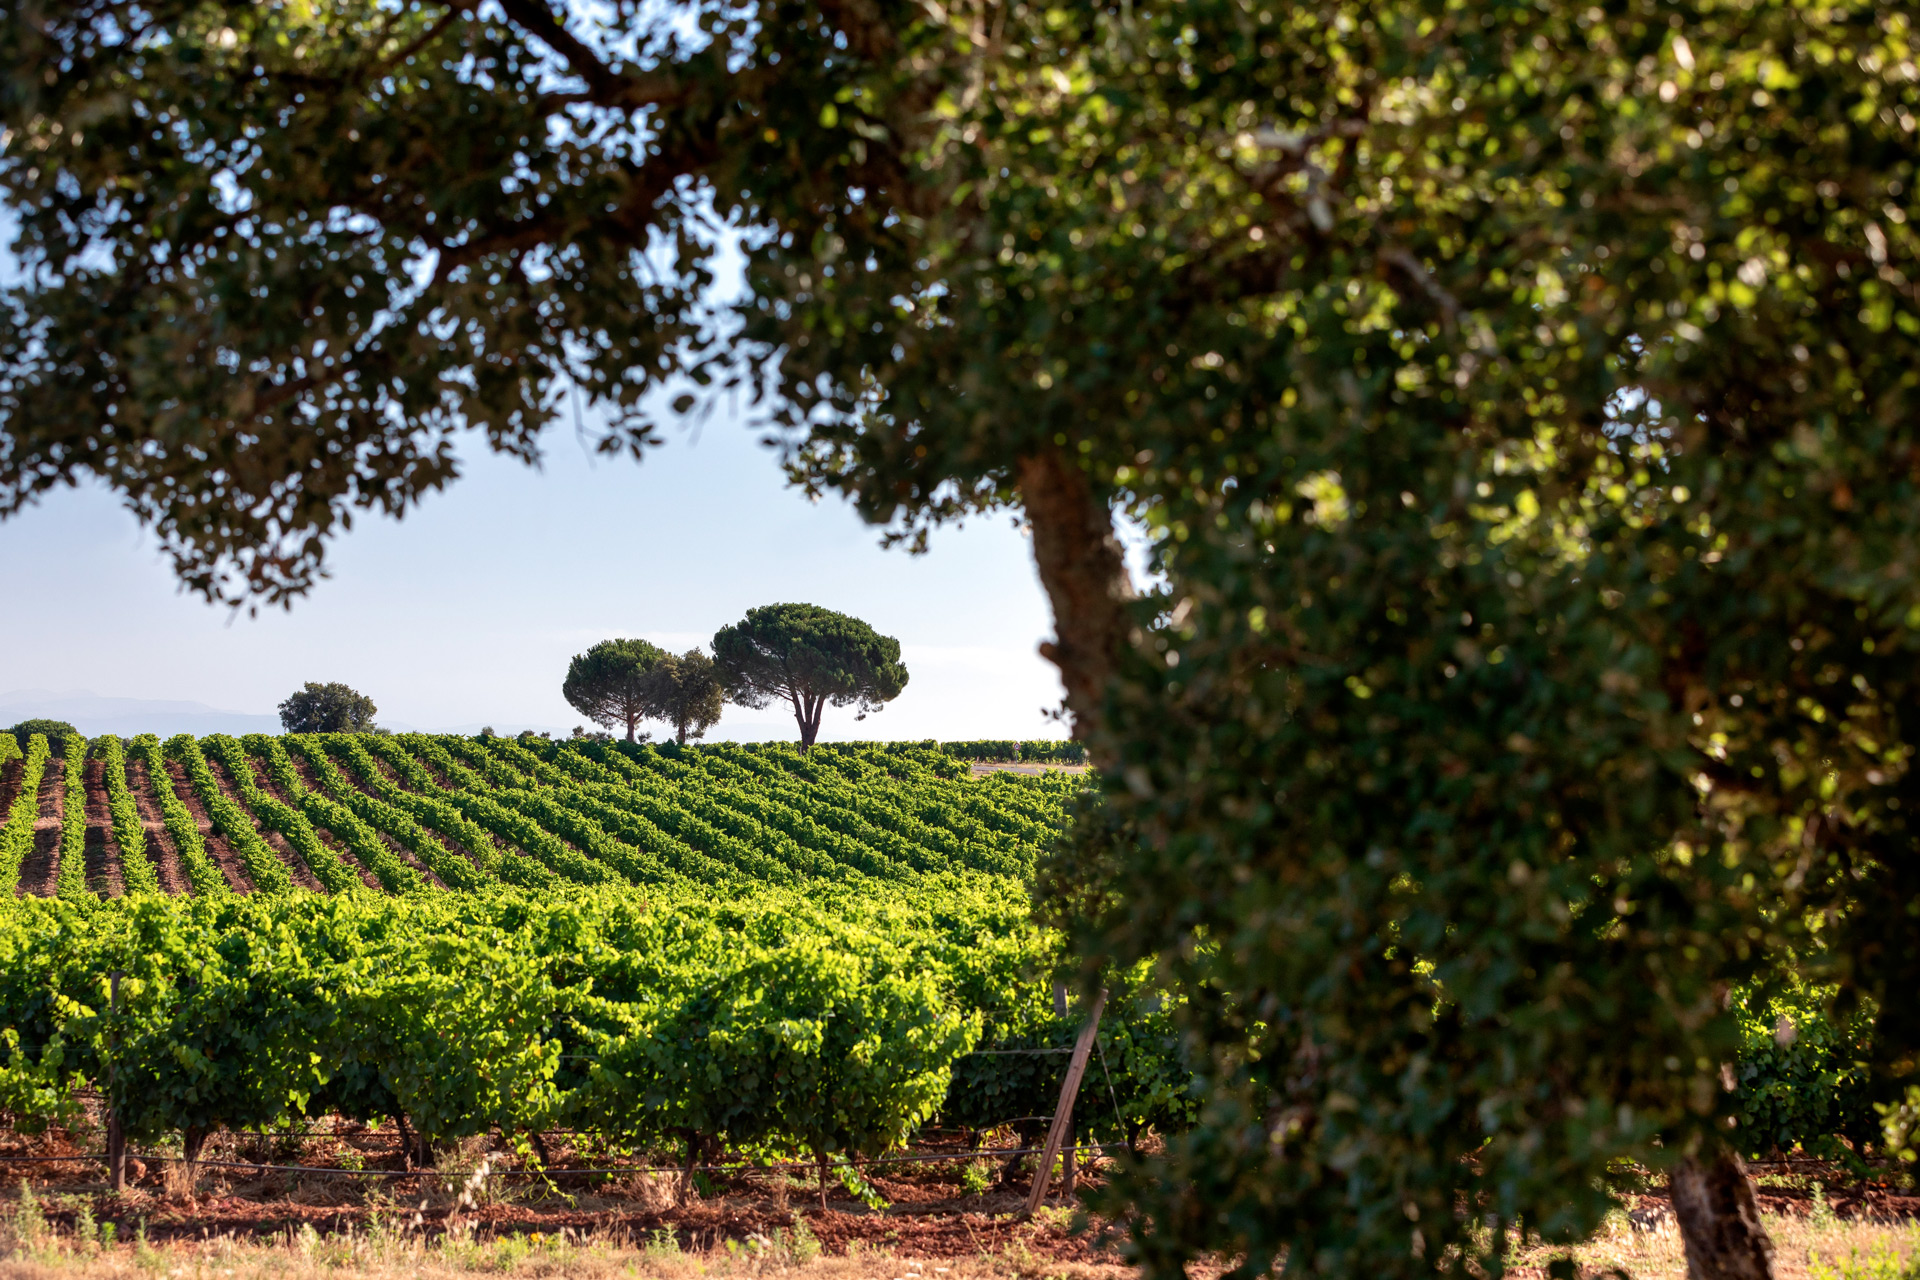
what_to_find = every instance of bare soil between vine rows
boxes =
[4,1119,1918,1270]
[0,1124,1125,1264]
[161,761,253,893]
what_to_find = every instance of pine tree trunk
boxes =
[1016,447,1135,764]
[1669,1146,1776,1280]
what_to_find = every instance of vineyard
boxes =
[0,729,1873,1208]
[0,731,1187,1180]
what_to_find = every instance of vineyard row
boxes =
[0,733,1079,900]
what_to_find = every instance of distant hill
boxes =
[0,690,827,742]
[0,688,283,738]
[0,690,1036,744]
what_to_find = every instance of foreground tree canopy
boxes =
[713,604,907,748]
[4,2,1918,1277]
[276,683,378,735]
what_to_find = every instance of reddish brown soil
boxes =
[16,830,60,896]
[309,824,386,891]
[240,752,362,890]
[0,757,21,818]
[82,758,127,897]
[256,822,330,893]
[127,758,193,896]
[208,756,326,893]
[423,821,494,873]
[15,763,63,896]
[3,1123,1916,1262]
[1,1123,1127,1260]
[287,752,327,793]
[379,827,449,888]
[311,753,449,886]
[249,759,302,810]
[1613,1181,1920,1229]
[163,759,255,893]
[280,753,395,889]
[359,753,493,873]
[408,751,464,790]
[26,1184,1118,1261]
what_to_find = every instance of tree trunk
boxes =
[1016,448,1135,765]
[794,693,822,750]
[1669,1146,1776,1280]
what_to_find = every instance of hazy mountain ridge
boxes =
[0,689,839,742]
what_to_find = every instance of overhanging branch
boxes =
[494,0,690,111]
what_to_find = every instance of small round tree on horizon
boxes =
[5,719,80,753]
[562,638,669,742]
[712,604,907,750]
[277,683,378,734]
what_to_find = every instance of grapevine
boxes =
[166,734,295,894]
[344,736,559,891]
[0,731,1198,1163]
[54,734,89,900]
[0,735,51,890]
[211,735,366,894]
[139,736,229,897]
[98,736,161,895]
[279,737,427,894]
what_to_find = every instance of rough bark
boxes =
[1016,447,1136,763]
[791,691,824,750]
[1670,1146,1776,1280]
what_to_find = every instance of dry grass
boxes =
[0,1227,1128,1280]
[1509,1211,1919,1279]
[0,1182,1913,1280]
[0,1181,1127,1280]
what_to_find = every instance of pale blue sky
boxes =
[0,411,1070,741]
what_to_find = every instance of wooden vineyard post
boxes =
[1024,987,1107,1216]
[1061,1115,1078,1197]
[107,970,125,1193]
